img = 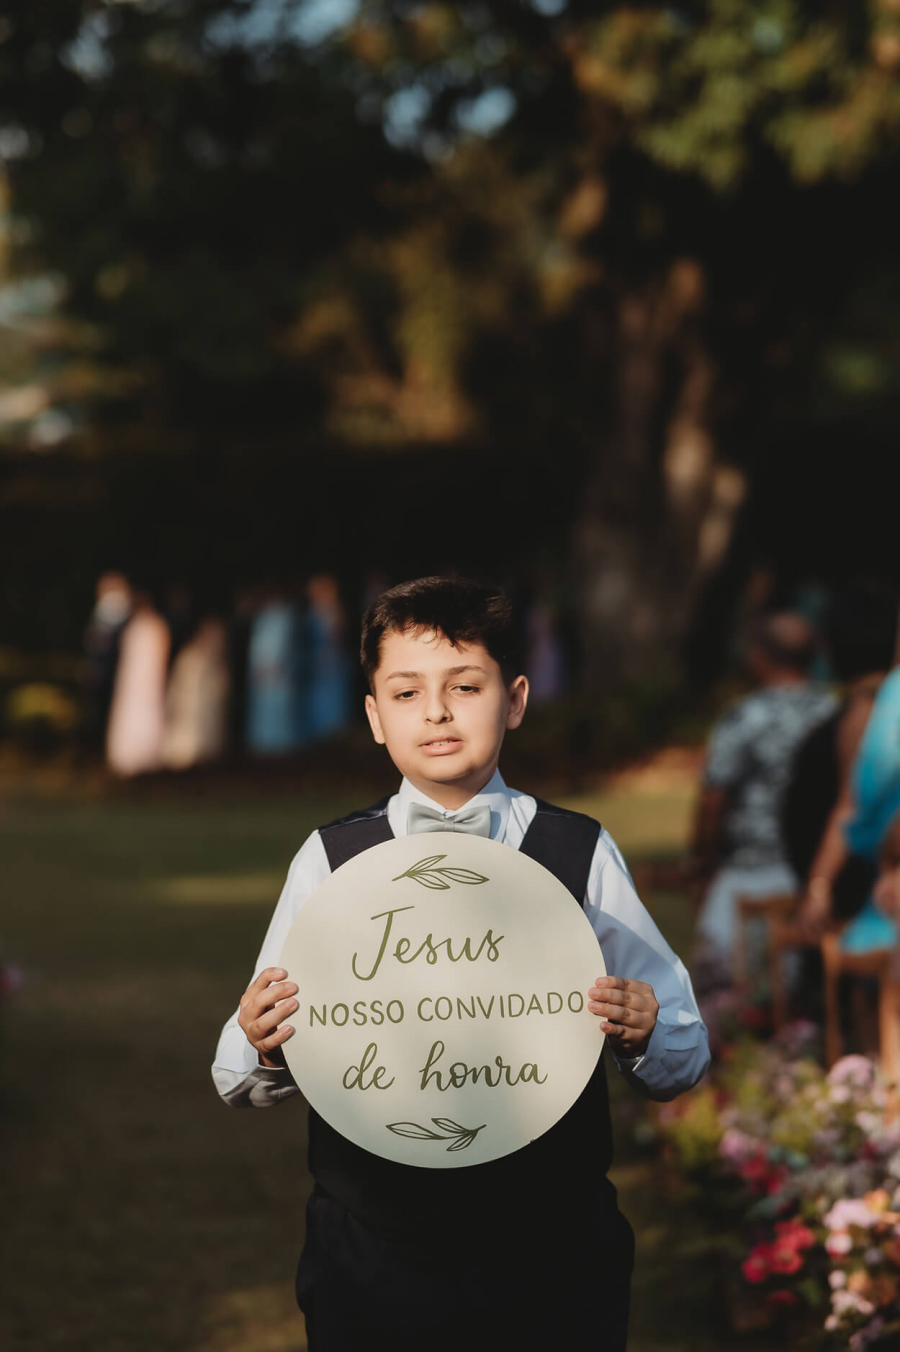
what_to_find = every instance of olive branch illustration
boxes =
[391,854,489,890]
[386,1117,486,1152]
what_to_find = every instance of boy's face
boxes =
[364,627,528,809]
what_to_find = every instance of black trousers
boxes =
[296,1188,634,1352]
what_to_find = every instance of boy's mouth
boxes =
[420,737,462,755]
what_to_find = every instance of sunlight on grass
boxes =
[154,872,286,905]
[200,1284,307,1352]
[560,787,693,858]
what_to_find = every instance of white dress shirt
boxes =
[212,770,710,1107]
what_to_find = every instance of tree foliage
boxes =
[2,2,900,670]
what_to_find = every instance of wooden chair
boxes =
[820,932,900,1088]
[734,893,802,1029]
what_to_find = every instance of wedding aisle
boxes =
[0,774,764,1351]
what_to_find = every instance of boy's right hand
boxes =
[238,966,298,1069]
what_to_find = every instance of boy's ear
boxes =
[506,675,528,730]
[365,693,386,745]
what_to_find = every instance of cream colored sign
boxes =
[280,832,605,1168]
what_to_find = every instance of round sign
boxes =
[280,832,605,1168]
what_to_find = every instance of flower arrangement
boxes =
[654,1028,900,1348]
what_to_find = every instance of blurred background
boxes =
[3,2,900,1349]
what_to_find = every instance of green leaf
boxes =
[392,855,447,882]
[393,856,489,889]
[434,867,489,885]
[410,855,447,872]
[385,1119,485,1149]
[386,1122,443,1140]
[446,1133,477,1151]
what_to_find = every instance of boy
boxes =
[213,576,709,1351]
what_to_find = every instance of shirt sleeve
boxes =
[703,702,753,790]
[211,830,331,1108]
[584,829,710,1101]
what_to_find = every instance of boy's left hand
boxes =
[588,976,659,1057]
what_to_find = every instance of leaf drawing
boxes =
[385,1122,445,1141]
[430,1117,467,1133]
[392,855,489,889]
[435,867,490,885]
[386,1118,486,1152]
[446,1133,480,1152]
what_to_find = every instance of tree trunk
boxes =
[574,261,745,688]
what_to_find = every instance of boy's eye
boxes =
[394,689,417,700]
[454,685,480,694]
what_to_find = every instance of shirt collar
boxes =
[393,769,510,841]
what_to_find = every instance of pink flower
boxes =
[830,1270,848,1290]
[828,1055,877,1090]
[832,1289,875,1317]
[769,1244,803,1275]
[766,1166,789,1196]
[825,1199,877,1231]
[826,1232,854,1256]
[775,1219,816,1250]
[719,1128,759,1165]
[742,1244,772,1284]
[767,1289,799,1306]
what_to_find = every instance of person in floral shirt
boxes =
[690,612,835,975]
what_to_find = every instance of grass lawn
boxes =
[0,776,759,1351]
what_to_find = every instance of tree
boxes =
[3,2,900,676]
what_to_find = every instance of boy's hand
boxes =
[588,975,659,1058]
[238,966,298,1069]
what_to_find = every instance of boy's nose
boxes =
[424,696,451,723]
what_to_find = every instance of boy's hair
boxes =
[360,576,521,688]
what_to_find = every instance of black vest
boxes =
[309,797,614,1240]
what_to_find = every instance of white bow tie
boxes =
[407,803,492,838]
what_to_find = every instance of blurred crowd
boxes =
[78,572,572,778]
[688,580,900,1031]
[80,572,355,776]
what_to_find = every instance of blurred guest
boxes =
[305,574,352,742]
[164,583,195,669]
[106,589,170,776]
[786,584,898,934]
[80,571,132,752]
[690,613,835,970]
[227,586,256,756]
[526,594,566,703]
[246,587,305,754]
[163,615,231,770]
[833,662,900,955]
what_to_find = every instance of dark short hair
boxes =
[360,576,521,687]
[752,612,817,674]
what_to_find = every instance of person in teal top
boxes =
[841,665,900,953]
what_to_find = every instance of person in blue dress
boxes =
[246,587,306,754]
[304,574,352,743]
